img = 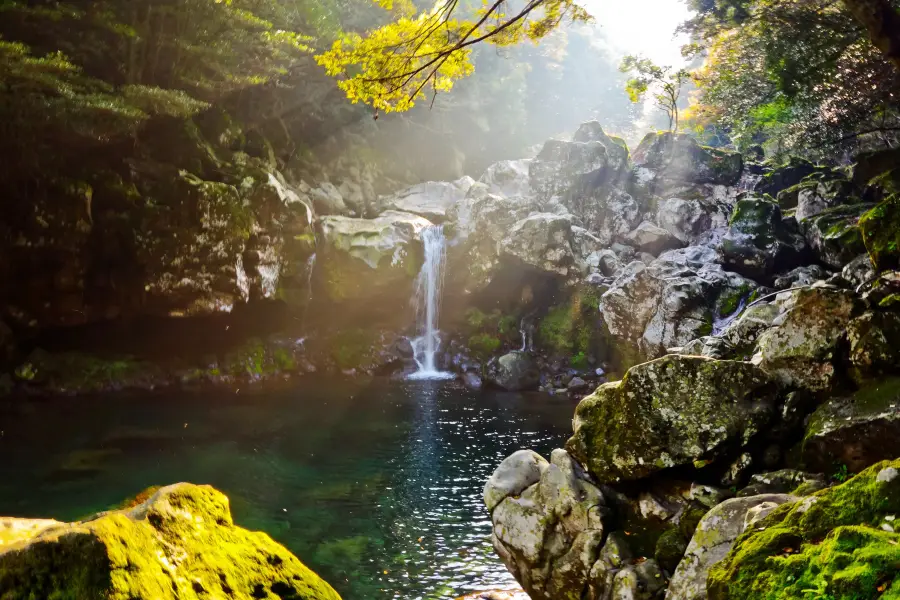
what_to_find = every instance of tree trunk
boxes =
[842,0,900,71]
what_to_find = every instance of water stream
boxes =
[409,226,454,380]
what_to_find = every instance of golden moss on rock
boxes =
[0,483,342,600]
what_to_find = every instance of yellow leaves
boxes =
[317,0,591,112]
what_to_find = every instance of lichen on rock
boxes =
[565,355,778,483]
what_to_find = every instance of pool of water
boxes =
[0,378,574,599]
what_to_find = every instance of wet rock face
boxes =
[0,483,342,600]
[708,460,900,600]
[800,203,872,268]
[666,494,797,600]
[486,351,540,391]
[485,449,613,600]
[566,355,778,484]
[847,310,900,382]
[717,196,807,281]
[317,210,429,312]
[529,139,612,200]
[802,377,900,472]
[754,286,858,392]
[598,246,761,367]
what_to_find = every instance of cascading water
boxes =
[409,225,455,380]
[519,316,533,352]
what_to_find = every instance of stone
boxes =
[571,121,630,173]
[479,160,533,198]
[718,302,780,358]
[484,449,550,512]
[802,377,900,472]
[379,176,475,222]
[567,376,588,391]
[708,459,900,600]
[318,210,431,308]
[736,469,827,498]
[717,196,807,280]
[0,483,341,600]
[847,310,900,382]
[310,181,347,215]
[498,214,581,278]
[842,254,876,290]
[720,452,754,488]
[610,560,667,600]
[564,188,641,246]
[859,194,900,272]
[756,156,830,197]
[772,264,828,289]
[462,371,484,390]
[625,221,683,256]
[655,194,732,245]
[488,449,608,600]
[666,494,796,600]
[632,132,743,189]
[800,203,873,268]
[529,138,612,200]
[599,247,762,367]
[566,355,778,483]
[755,286,858,392]
[795,178,856,222]
[486,352,540,391]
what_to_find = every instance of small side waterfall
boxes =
[519,316,533,352]
[409,226,454,380]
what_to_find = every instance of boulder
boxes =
[566,355,778,483]
[717,196,807,280]
[841,253,876,289]
[484,449,550,512]
[754,286,858,392]
[379,176,475,222]
[859,194,900,272]
[655,193,732,245]
[736,469,827,498]
[795,178,856,222]
[529,139,612,200]
[479,160,533,198]
[667,494,797,600]
[718,302,781,358]
[487,449,609,600]
[599,247,762,366]
[564,188,641,246]
[571,121,630,173]
[847,310,900,382]
[802,377,900,472]
[625,221,683,256]
[631,133,743,190]
[800,203,873,268]
[0,483,341,600]
[708,460,900,600]
[755,156,830,197]
[309,181,348,215]
[486,352,540,391]
[497,214,583,278]
[318,210,430,308]
[772,264,828,289]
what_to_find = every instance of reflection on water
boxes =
[0,378,573,600]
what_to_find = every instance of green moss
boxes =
[860,195,900,272]
[330,329,375,370]
[15,351,161,393]
[0,484,342,600]
[708,459,900,600]
[468,333,501,362]
[718,283,753,318]
[537,290,597,357]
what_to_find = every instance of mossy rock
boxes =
[0,483,342,600]
[14,349,166,394]
[860,195,900,272]
[802,202,872,269]
[707,459,900,600]
[565,355,778,483]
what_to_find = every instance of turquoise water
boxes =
[0,378,573,599]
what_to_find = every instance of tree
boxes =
[619,56,690,132]
[681,0,900,157]
[840,0,900,71]
[315,0,591,113]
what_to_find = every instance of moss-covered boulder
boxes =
[860,195,900,272]
[800,203,873,269]
[802,377,900,472]
[718,195,807,280]
[756,156,829,197]
[755,286,859,392]
[0,483,341,600]
[485,351,540,391]
[707,459,900,600]
[13,349,167,395]
[565,355,778,483]
[667,494,797,600]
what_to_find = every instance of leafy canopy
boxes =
[316,0,591,113]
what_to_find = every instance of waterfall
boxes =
[519,316,533,352]
[409,226,454,380]
[306,253,317,304]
